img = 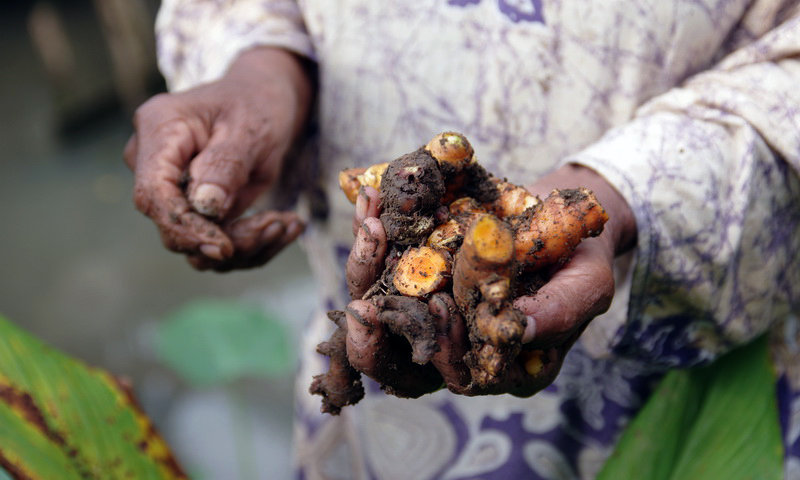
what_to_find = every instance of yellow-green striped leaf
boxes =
[0,314,185,479]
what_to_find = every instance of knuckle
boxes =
[132,185,152,215]
[133,94,169,126]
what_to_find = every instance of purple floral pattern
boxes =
[156,0,800,477]
[448,0,546,24]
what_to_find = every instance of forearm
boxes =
[156,0,314,92]
[559,13,800,367]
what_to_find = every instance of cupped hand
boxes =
[342,164,635,397]
[124,47,314,270]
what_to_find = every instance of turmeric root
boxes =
[513,187,608,270]
[379,150,445,245]
[311,131,609,414]
[393,246,452,297]
[339,163,389,203]
[489,181,540,218]
[451,214,515,312]
[309,311,365,415]
[374,295,438,365]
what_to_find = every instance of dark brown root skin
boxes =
[312,133,611,414]
[379,149,445,245]
[308,311,365,415]
[374,295,439,364]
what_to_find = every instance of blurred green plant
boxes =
[0,314,185,479]
[154,299,294,386]
[598,335,783,480]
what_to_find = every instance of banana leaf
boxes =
[598,334,783,480]
[0,314,185,479]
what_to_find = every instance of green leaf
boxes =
[0,314,185,479]
[154,299,294,386]
[599,335,783,480]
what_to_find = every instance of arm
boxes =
[126,1,316,270]
[340,9,800,396]
[566,10,800,367]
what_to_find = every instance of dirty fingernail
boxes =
[523,315,537,343]
[346,310,372,349]
[200,243,223,260]
[191,183,227,217]
[355,189,368,220]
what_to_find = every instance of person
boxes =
[125,1,800,478]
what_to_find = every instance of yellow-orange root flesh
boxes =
[449,197,487,216]
[427,219,465,253]
[473,302,526,345]
[393,246,452,297]
[338,162,389,204]
[452,214,514,313]
[489,181,540,218]
[425,132,475,172]
[339,167,366,204]
[514,188,608,270]
[520,350,545,376]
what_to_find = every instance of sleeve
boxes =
[154,0,315,92]
[568,8,800,368]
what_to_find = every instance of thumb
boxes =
[514,238,615,347]
[186,128,272,220]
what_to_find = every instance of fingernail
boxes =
[200,243,223,260]
[346,308,373,349]
[523,315,537,343]
[286,219,305,237]
[355,190,368,220]
[191,183,227,217]
[262,222,284,242]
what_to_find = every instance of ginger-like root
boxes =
[426,198,486,253]
[309,311,365,415]
[338,168,366,204]
[452,214,515,312]
[374,295,439,364]
[427,219,464,253]
[339,163,389,204]
[393,246,452,297]
[379,150,445,245]
[451,214,528,385]
[312,131,610,413]
[513,187,608,270]
[489,181,540,218]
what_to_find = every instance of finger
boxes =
[352,186,381,237]
[186,125,275,220]
[346,300,442,398]
[346,217,387,299]
[132,116,232,259]
[186,211,305,272]
[123,133,137,170]
[428,293,471,393]
[220,214,304,270]
[224,181,272,221]
[513,238,614,347]
[345,300,386,376]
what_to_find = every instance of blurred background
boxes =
[0,1,316,478]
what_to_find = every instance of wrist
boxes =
[226,46,315,139]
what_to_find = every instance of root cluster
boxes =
[312,132,608,414]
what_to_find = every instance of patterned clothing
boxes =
[156,1,800,478]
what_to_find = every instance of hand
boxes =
[342,164,636,397]
[124,47,314,270]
